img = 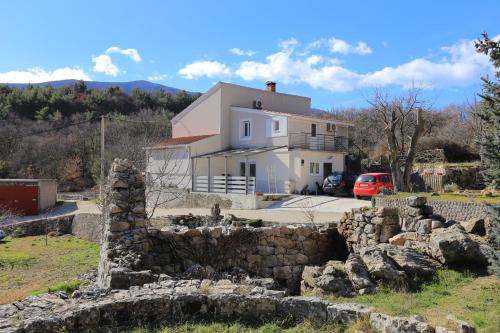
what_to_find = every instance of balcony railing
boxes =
[288,133,348,152]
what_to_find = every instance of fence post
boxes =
[224,156,228,194]
[207,157,211,193]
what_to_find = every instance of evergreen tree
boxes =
[475,33,500,189]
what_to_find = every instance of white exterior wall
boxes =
[229,107,288,148]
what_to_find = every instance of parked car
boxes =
[353,173,394,199]
[322,172,357,196]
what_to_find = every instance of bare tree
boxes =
[144,147,192,220]
[368,88,427,192]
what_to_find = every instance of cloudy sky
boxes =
[0,0,498,109]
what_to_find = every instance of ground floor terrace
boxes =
[191,146,347,194]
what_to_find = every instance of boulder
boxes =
[344,254,375,292]
[301,262,352,297]
[461,218,485,236]
[407,196,427,207]
[446,314,476,333]
[429,224,487,266]
[431,220,445,229]
[416,219,432,235]
[327,303,373,325]
[377,244,440,283]
[370,312,434,333]
[359,246,408,290]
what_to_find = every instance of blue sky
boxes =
[0,0,498,109]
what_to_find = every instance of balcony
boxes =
[288,132,348,152]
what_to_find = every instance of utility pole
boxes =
[100,116,105,199]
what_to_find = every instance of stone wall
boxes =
[0,215,74,237]
[337,207,400,252]
[71,213,103,242]
[374,196,489,221]
[98,159,345,291]
[147,188,269,209]
[149,225,340,290]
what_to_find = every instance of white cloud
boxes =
[0,67,90,83]
[105,46,142,62]
[92,54,119,76]
[327,37,372,55]
[178,37,495,92]
[230,48,256,57]
[147,73,170,81]
[178,60,230,79]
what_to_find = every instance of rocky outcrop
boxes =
[0,280,374,332]
[300,261,353,297]
[369,313,435,333]
[429,224,488,266]
[344,253,375,294]
[359,246,408,290]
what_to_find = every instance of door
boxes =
[0,185,38,216]
[310,123,318,149]
[323,163,332,180]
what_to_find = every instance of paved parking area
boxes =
[4,195,370,225]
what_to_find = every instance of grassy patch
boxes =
[388,192,500,203]
[130,321,343,333]
[319,270,499,333]
[0,235,99,303]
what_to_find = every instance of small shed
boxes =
[0,179,57,216]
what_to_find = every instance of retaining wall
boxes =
[146,188,268,209]
[374,196,489,221]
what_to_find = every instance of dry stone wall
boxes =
[337,207,400,252]
[374,196,489,221]
[98,159,344,291]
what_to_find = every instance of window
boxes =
[379,175,392,183]
[249,163,256,177]
[357,175,376,183]
[241,120,251,139]
[309,162,320,175]
[311,123,317,137]
[273,119,280,132]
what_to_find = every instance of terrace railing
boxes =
[193,175,255,194]
[288,133,348,152]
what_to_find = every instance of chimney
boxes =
[266,81,276,92]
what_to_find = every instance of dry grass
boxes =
[0,235,99,303]
[389,192,500,203]
[320,270,499,333]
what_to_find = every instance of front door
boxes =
[323,162,332,180]
[239,162,256,177]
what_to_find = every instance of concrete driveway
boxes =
[4,195,370,226]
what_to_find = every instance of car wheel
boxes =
[355,195,361,200]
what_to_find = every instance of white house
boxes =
[146,81,352,195]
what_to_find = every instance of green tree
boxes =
[475,33,500,189]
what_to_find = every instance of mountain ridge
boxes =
[2,79,193,95]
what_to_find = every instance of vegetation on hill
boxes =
[0,81,201,188]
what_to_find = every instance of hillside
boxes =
[3,79,192,95]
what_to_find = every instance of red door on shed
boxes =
[0,185,39,215]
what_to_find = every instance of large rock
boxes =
[370,312,434,333]
[327,303,373,325]
[301,261,352,297]
[377,244,440,283]
[461,218,485,236]
[407,196,427,207]
[446,314,476,333]
[344,254,375,293]
[429,224,487,266]
[359,246,408,290]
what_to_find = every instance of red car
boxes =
[353,173,394,199]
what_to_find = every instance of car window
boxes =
[357,175,376,182]
[327,174,342,182]
[379,175,390,182]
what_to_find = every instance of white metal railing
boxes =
[194,176,255,194]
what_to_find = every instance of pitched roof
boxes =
[146,134,217,149]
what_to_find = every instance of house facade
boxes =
[146,81,352,195]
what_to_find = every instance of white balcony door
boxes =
[309,123,319,149]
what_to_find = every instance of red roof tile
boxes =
[149,134,217,148]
